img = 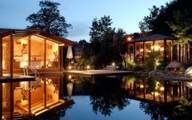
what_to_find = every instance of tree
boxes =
[88,16,127,68]
[90,15,113,43]
[139,0,192,38]
[26,0,71,36]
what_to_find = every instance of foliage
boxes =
[139,0,192,44]
[169,98,192,120]
[144,51,161,71]
[26,0,71,36]
[139,5,172,34]
[122,57,136,70]
[88,16,127,68]
[90,76,129,116]
[74,40,95,68]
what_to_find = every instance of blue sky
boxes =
[0,0,171,41]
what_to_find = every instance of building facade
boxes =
[125,33,191,64]
[0,28,73,119]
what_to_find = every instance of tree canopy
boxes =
[139,0,192,40]
[26,0,71,36]
[86,16,127,68]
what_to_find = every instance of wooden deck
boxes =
[0,75,35,83]
[63,70,133,76]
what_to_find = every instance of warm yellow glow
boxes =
[127,36,132,41]
[86,65,91,70]
[160,86,165,91]
[140,48,144,52]
[20,54,29,68]
[68,75,72,79]
[140,84,144,89]
[112,62,116,67]
[2,43,6,47]
[160,47,164,51]
[20,99,28,106]
[20,82,28,90]
[151,45,160,51]
[21,39,28,45]
[59,43,65,46]
[2,60,5,70]
[151,91,160,96]
[155,59,161,66]
[155,81,160,90]
[68,65,72,70]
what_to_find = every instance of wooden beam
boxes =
[10,35,14,77]
[28,81,31,114]
[10,83,14,119]
[28,36,31,67]
[142,41,145,63]
[44,39,47,68]
[178,44,181,62]
[133,43,136,62]
[44,78,47,108]
[170,40,173,62]
[163,39,167,64]
[0,84,2,119]
[0,36,2,76]
[59,46,64,71]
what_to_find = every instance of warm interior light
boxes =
[2,60,5,70]
[20,82,28,90]
[20,99,28,106]
[68,75,72,79]
[160,47,164,51]
[86,65,91,70]
[112,62,116,67]
[140,84,144,89]
[160,86,165,91]
[127,36,132,41]
[20,54,29,68]
[68,65,72,70]
[21,39,28,45]
[140,49,144,52]
[59,43,65,46]
[151,91,159,96]
[151,45,160,51]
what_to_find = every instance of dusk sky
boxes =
[0,0,171,41]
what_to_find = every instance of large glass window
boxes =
[135,42,143,63]
[46,40,59,68]
[2,36,11,76]
[13,37,29,69]
[30,36,45,69]
[154,40,164,61]
[144,41,153,61]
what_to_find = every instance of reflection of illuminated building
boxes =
[1,77,63,119]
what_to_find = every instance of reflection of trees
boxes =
[90,76,129,116]
[140,102,173,120]
[169,98,192,120]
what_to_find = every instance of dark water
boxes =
[59,75,174,120]
[37,75,191,120]
[61,96,151,120]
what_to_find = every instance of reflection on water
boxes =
[61,75,191,120]
[1,75,191,120]
[0,76,64,119]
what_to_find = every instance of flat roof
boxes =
[0,28,74,45]
[128,34,175,43]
